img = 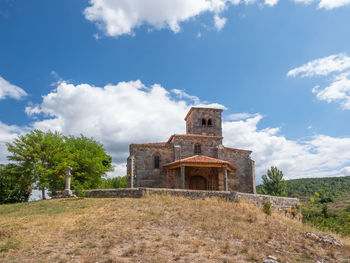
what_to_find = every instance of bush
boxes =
[263,201,272,215]
[99,176,127,189]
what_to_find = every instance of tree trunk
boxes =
[42,187,46,200]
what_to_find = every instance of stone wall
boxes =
[185,108,223,136]
[171,134,222,159]
[79,188,299,212]
[128,145,173,188]
[220,147,256,194]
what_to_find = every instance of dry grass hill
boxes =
[0,195,350,263]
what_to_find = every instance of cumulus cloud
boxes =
[223,116,350,179]
[214,15,227,31]
[288,53,350,109]
[287,53,350,78]
[83,0,278,37]
[292,0,350,9]
[292,0,315,5]
[172,89,200,104]
[20,79,350,181]
[0,122,24,163]
[313,72,350,109]
[341,166,350,176]
[27,80,189,164]
[264,0,279,6]
[226,112,259,121]
[0,76,27,100]
[318,0,350,9]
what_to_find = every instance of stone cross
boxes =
[63,166,76,197]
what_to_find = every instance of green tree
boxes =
[64,135,113,190]
[6,130,67,199]
[100,176,127,189]
[0,164,32,204]
[261,166,287,196]
[5,130,113,200]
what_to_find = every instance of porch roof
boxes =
[164,155,236,171]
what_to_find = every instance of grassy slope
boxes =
[1,196,350,263]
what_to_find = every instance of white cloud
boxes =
[318,0,350,9]
[223,115,350,180]
[313,72,350,109]
[287,53,350,78]
[293,0,350,9]
[264,0,279,6]
[82,0,350,38]
[22,80,350,182]
[292,0,315,4]
[214,15,227,31]
[83,0,278,37]
[0,76,27,100]
[172,89,200,104]
[227,112,259,120]
[27,81,189,163]
[341,166,350,176]
[0,122,24,164]
[288,53,350,109]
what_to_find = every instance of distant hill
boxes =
[257,176,350,203]
[0,196,349,262]
[285,176,350,202]
[257,176,350,235]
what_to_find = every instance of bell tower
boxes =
[184,107,223,136]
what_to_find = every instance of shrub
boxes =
[263,201,272,215]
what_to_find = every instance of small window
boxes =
[202,118,206,126]
[207,119,212,126]
[194,143,201,154]
[154,156,160,169]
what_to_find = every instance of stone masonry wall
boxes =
[81,188,299,212]
[220,147,256,194]
[186,108,222,136]
[172,135,222,159]
[128,145,173,188]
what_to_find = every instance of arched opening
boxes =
[189,176,207,190]
[207,118,212,126]
[202,118,206,126]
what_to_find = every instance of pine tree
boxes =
[261,166,287,196]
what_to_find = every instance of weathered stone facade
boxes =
[127,107,256,193]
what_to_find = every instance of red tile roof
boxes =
[164,155,236,170]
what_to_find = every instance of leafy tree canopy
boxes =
[0,164,32,204]
[260,166,287,197]
[4,130,113,201]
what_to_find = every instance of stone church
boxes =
[127,107,256,193]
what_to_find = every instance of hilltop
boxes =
[1,196,350,263]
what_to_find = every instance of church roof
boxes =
[164,155,236,170]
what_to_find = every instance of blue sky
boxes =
[1,0,350,182]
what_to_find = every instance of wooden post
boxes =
[180,166,185,189]
[223,166,228,191]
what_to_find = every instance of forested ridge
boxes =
[257,176,350,236]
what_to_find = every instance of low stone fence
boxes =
[52,188,300,213]
[53,188,299,213]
